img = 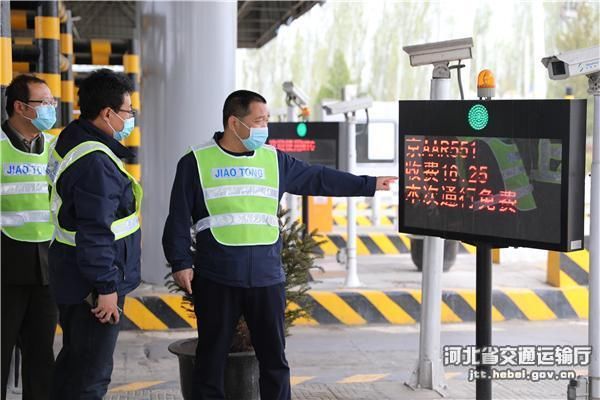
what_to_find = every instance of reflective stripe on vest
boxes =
[203,185,279,201]
[1,210,51,226]
[192,212,279,234]
[192,142,280,246]
[49,140,143,247]
[531,139,562,184]
[1,182,49,195]
[0,129,54,242]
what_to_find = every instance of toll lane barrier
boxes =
[547,236,590,288]
[316,233,475,256]
[114,287,588,331]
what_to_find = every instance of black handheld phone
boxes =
[84,291,119,324]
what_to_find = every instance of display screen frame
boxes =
[267,122,341,169]
[397,99,586,252]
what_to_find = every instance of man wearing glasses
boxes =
[1,74,58,400]
[46,69,142,400]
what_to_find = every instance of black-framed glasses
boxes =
[117,109,137,118]
[27,99,58,107]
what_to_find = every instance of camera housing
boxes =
[322,97,373,115]
[403,37,474,67]
[282,81,309,106]
[541,46,600,80]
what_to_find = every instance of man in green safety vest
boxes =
[1,74,58,400]
[163,90,397,400]
[46,69,141,400]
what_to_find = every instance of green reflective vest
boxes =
[458,137,537,211]
[531,139,562,184]
[192,142,280,246]
[480,138,537,211]
[0,129,54,242]
[48,141,143,247]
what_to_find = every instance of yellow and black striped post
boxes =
[10,9,34,31]
[35,0,60,135]
[74,39,131,66]
[123,39,141,182]
[59,9,73,126]
[1,0,12,122]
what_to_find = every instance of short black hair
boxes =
[222,90,267,129]
[78,68,134,120]
[5,74,48,117]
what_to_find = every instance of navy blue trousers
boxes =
[192,277,291,400]
[51,297,124,400]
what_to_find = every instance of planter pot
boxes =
[168,338,260,400]
[409,237,458,272]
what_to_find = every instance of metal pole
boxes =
[345,112,360,287]
[372,192,380,226]
[589,80,600,399]
[286,104,300,227]
[476,243,493,400]
[408,73,450,392]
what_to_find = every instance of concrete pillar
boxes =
[139,1,236,284]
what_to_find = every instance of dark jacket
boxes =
[48,119,141,304]
[163,132,376,288]
[1,120,50,286]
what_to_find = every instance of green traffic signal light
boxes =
[296,122,307,138]
[468,104,489,130]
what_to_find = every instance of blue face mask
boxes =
[109,110,135,141]
[235,118,268,151]
[24,104,57,131]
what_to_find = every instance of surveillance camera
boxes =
[282,81,309,106]
[322,97,373,115]
[403,37,474,67]
[541,45,600,80]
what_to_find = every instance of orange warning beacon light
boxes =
[477,69,496,99]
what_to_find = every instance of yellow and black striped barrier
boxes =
[333,202,397,213]
[1,0,12,121]
[547,236,590,287]
[316,233,479,256]
[123,40,141,182]
[110,287,589,331]
[332,215,396,227]
[60,10,74,127]
[316,233,411,255]
[10,9,34,31]
[73,39,132,65]
[35,1,62,136]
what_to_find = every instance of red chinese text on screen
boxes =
[404,137,517,214]
[268,139,317,153]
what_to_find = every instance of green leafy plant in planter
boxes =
[166,209,323,400]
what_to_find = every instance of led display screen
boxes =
[268,122,340,168]
[398,100,586,251]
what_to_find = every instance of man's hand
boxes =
[173,268,194,295]
[92,292,120,324]
[376,176,398,191]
